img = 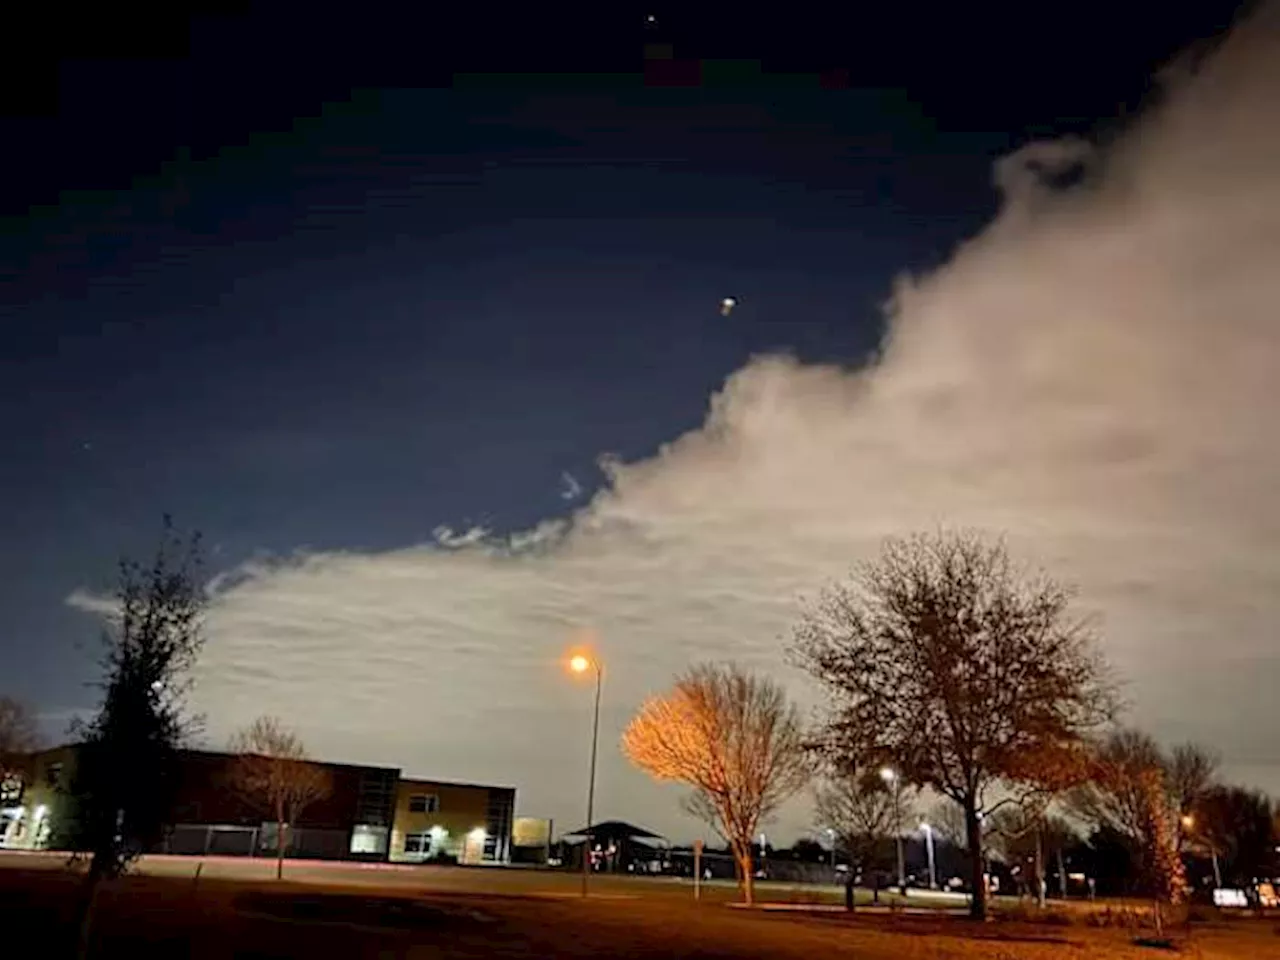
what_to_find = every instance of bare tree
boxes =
[1070,729,1219,895]
[792,532,1115,919]
[0,696,40,780]
[987,804,1079,906]
[228,716,333,880]
[1166,742,1218,846]
[815,767,914,909]
[621,663,810,904]
[1069,728,1163,850]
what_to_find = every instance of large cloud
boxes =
[164,8,1280,839]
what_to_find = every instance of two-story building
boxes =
[389,776,514,865]
[1,744,516,867]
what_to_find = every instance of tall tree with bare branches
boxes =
[815,768,914,909]
[621,663,810,904]
[792,531,1115,919]
[228,716,332,880]
[0,696,40,781]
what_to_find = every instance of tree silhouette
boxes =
[792,531,1115,919]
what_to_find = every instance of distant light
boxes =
[570,655,591,674]
[879,767,896,783]
[1181,814,1195,828]
[468,827,487,842]
[720,297,738,317]
[33,805,48,821]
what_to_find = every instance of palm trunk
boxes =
[964,801,986,920]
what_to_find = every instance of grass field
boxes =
[2,853,1275,958]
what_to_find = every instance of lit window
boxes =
[408,794,439,814]
[350,825,388,855]
[403,831,433,855]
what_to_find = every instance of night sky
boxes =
[3,3,1271,840]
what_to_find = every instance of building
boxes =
[389,777,514,865]
[510,816,553,865]
[1,744,515,866]
[560,820,669,874]
[0,744,76,850]
[162,750,401,861]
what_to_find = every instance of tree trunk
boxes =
[1056,847,1067,899]
[1035,828,1046,909]
[964,801,986,920]
[845,870,856,911]
[734,843,755,906]
[276,797,286,881]
[74,857,107,960]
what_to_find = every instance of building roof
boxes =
[560,819,667,842]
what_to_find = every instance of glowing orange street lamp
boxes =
[568,650,603,897]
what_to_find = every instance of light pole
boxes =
[920,822,937,890]
[880,768,906,891]
[570,653,603,898]
[1183,814,1221,888]
[826,828,837,870]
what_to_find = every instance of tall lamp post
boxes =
[880,768,906,891]
[570,653,603,898]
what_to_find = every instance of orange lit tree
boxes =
[229,716,332,880]
[621,664,810,904]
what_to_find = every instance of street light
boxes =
[569,651,603,897]
[880,767,906,891]
[920,822,937,890]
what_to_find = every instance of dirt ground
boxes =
[1,865,1275,959]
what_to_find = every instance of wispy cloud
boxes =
[560,471,584,501]
[68,8,1280,839]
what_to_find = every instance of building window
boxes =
[403,831,433,855]
[45,763,63,788]
[0,774,21,804]
[408,794,439,814]
[350,824,388,855]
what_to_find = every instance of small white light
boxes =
[468,827,487,842]
[33,805,48,821]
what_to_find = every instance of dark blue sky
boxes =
[1,4,1246,728]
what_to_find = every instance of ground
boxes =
[1,852,1273,958]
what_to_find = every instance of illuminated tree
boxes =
[621,663,810,904]
[792,531,1115,919]
[1071,729,1219,891]
[1137,768,1188,934]
[229,715,332,880]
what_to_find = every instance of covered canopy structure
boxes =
[559,820,669,874]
